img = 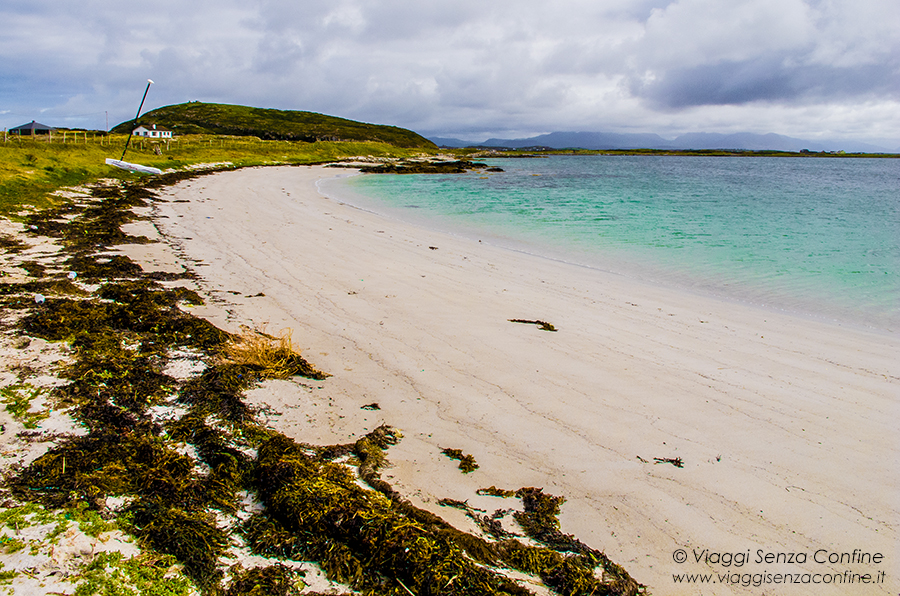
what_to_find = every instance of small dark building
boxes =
[10,121,54,135]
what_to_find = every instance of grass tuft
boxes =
[221,328,329,380]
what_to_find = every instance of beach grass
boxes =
[221,328,330,381]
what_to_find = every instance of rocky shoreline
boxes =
[353,159,503,174]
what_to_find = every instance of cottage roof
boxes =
[133,123,171,132]
[10,121,54,132]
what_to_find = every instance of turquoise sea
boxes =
[326,156,899,332]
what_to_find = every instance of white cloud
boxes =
[806,0,900,67]
[637,0,816,68]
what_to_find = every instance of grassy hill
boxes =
[112,102,437,149]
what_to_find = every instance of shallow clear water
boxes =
[327,155,899,331]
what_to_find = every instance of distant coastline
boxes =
[430,130,898,154]
[457,147,900,158]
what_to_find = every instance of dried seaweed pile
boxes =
[1,173,642,595]
[441,448,479,473]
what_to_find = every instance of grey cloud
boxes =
[634,57,900,109]
[2,0,899,143]
[624,0,900,109]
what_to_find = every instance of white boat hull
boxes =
[105,158,162,175]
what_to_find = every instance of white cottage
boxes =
[132,124,172,139]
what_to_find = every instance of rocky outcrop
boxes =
[357,160,502,174]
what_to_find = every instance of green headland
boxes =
[110,102,438,149]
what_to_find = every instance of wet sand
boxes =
[146,165,898,595]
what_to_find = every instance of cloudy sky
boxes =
[2,0,899,145]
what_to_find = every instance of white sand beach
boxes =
[143,165,898,595]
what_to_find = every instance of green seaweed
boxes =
[441,448,480,473]
[24,185,151,252]
[247,433,514,594]
[74,551,194,596]
[0,383,49,429]
[12,433,197,508]
[477,486,516,498]
[438,499,517,541]
[0,234,27,253]
[21,290,226,350]
[20,260,46,278]
[513,488,572,551]
[511,488,640,595]
[0,502,57,529]
[21,298,114,340]
[225,564,305,596]
[124,497,229,590]
[66,254,145,281]
[0,537,26,554]
[166,413,253,514]
[0,563,17,584]
[66,501,118,537]
[0,278,87,296]
[240,514,306,561]
[57,345,174,416]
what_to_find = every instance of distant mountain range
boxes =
[429,131,893,153]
